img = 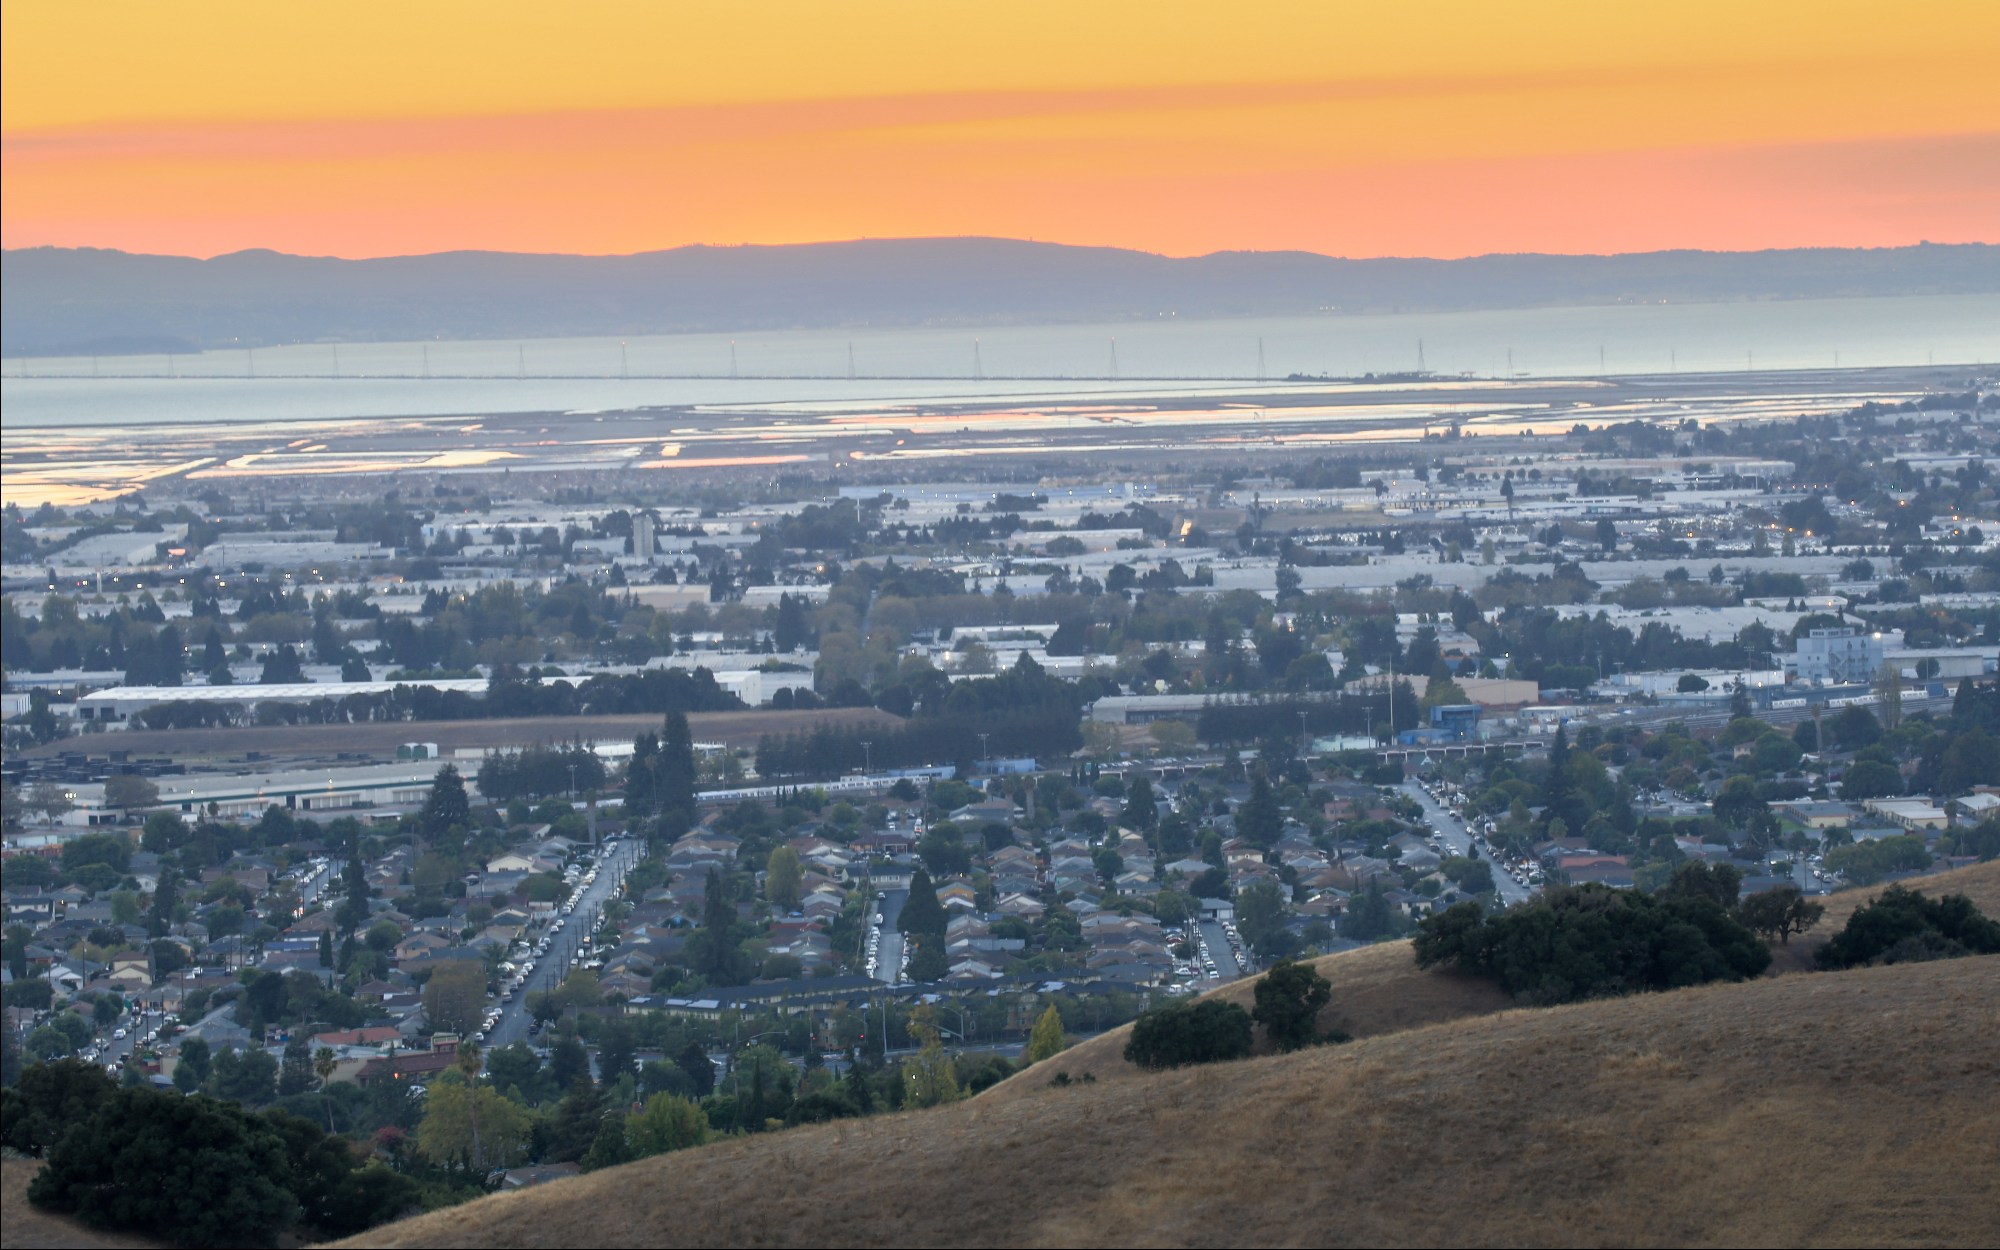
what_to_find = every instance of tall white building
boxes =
[633,513,656,561]
[1793,627,1883,684]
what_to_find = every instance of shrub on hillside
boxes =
[1412,884,1771,1005]
[1813,884,2000,969]
[0,1058,117,1157]
[19,1076,417,1246]
[1251,959,1344,1052]
[1123,999,1254,1069]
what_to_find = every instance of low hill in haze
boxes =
[339,954,2000,1248]
[980,858,2000,1103]
[6,239,1995,355]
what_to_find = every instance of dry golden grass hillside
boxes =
[1768,858,2000,973]
[982,860,2000,1104]
[339,955,2000,1249]
[980,938,1511,1105]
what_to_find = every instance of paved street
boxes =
[486,837,642,1048]
[1400,779,1535,906]
[1196,919,1242,980]
[872,889,906,983]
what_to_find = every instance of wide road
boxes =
[1400,780,1535,907]
[487,837,642,1048]
[1196,920,1242,980]
[872,889,907,984]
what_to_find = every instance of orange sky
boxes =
[4,0,1996,259]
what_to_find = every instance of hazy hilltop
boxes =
[5,238,1995,355]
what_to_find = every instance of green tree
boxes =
[676,1040,715,1098]
[173,1036,212,1094]
[422,962,488,1037]
[580,1109,632,1172]
[1123,999,1254,1069]
[416,1075,529,1168]
[1839,759,1904,801]
[764,845,804,913]
[1937,727,2000,795]
[657,710,698,826]
[1025,1003,1066,1064]
[1657,861,1744,909]
[1344,878,1401,941]
[312,1048,340,1131]
[454,1039,485,1166]
[596,1018,637,1090]
[1412,884,1771,1005]
[687,867,749,983]
[629,1091,710,1156]
[901,1006,959,1107]
[897,867,949,939]
[544,1075,604,1163]
[1237,770,1283,848]
[102,773,159,813]
[1253,958,1336,1051]
[27,1088,301,1246]
[904,933,949,982]
[1,1058,117,1157]
[1736,885,1826,945]
[420,764,471,839]
[1121,773,1158,832]
[208,1045,279,1106]
[1814,884,2000,968]
[279,1031,316,1097]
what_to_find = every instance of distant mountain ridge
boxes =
[5,237,1994,355]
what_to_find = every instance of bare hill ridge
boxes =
[986,859,2000,1104]
[980,938,1511,1106]
[338,956,2000,1249]
[7,239,1995,354]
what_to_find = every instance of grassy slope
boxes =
[985,859,2000,1104]
[1767,858,2000,974]
[979,939,1512,1106]
[342,955,2000,1249]
[0,1160,166,1250]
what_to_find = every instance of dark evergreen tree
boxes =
[1122,773,1158,832]
[896,868,948,939]
[660,712,700,820]
[1542,722,1571,817]
[419,764,470,838]
[545,1076,605,1163]
[279,1032,315,1097]
[337,827,370,934]
[677,1040,716,1098]
[774,593,815,653]
[1237,770,1283,848]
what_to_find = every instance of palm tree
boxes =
[454,1039,485,1171]
[312,1046,339,1132]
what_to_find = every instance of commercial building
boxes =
[1792,628,1885,685]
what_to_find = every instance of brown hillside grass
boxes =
[340,955,2000,1249]
[0,1160,166,1250]
[1767,859,2000,974]
[980,939,1512,1106]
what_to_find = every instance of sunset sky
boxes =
[4,0,1995,260]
